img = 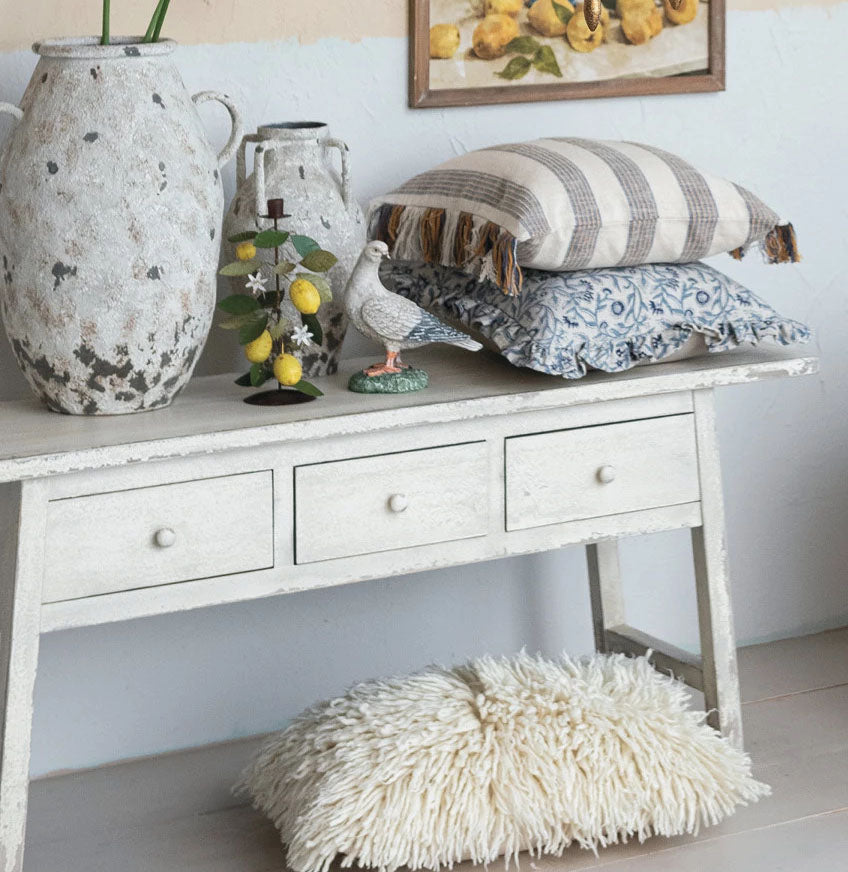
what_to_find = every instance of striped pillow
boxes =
[369,139,798,295]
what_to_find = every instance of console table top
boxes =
[0,346,818,484]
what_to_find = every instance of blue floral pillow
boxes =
[381,261,810,379]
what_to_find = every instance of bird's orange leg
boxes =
[365,351,403,376]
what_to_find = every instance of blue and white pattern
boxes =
[382,261,810,380]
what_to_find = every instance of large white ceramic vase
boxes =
[223,122,366,377]
[0,37,242,414]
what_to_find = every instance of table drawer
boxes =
[43,471,274,602]
[295,442,488,564]
[505,415,699,531]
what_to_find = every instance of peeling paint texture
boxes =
[0,38,232,415]
[223,123,365,377]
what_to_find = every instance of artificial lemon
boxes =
[244,329,272,364]
[235,241,257,261]
[273,353,302,386]
[289,278,321,315]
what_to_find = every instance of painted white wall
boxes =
[0,7,844,777]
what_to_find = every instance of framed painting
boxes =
[410,0,724,108]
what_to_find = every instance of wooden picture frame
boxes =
[410,0,724,109]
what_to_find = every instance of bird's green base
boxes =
[348,367,429,394]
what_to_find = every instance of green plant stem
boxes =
[151,0,172,40]
[101,0,111,45]
[144,0,171,42]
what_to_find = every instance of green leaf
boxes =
[496,56,532,81]
[302,313,323,346]
[218,294,259,315]
[274,260,297,276]
[291,234,320,257]
[268,316,292,340]
[532,45,562,78]
[601,0,616,8]
[298,272,333,303]
[254,229,290,249]
[227,230,258,244]
[505,35,541,55]
[238,314,268,345]
[218,312,257,330]
[250,362,271,387]
[552,0,574,24]
[291,379,324,398]
[234,371,253,387]
[300,249,338,272]
[220,259,261,276]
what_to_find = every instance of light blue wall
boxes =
[0,8,843,776]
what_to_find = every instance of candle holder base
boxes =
[244,389,316,406]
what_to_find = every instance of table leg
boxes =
[0,480,47,872]
[691,389,744,750]
[586,539,625,653]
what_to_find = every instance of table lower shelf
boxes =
[23,629,848,872]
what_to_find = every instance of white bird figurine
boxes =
[344,240,482,378]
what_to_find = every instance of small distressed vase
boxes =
[0,37,242,414]
[223,123,366,376]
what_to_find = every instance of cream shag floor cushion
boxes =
[239,653,769,872]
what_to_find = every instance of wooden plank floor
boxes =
[25,628,848,872]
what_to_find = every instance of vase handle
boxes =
[324,137,353,210]
[0,103,24,124]
[236,133,263,190]
[191,91,243,170]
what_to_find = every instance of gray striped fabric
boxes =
[368,138,781,274]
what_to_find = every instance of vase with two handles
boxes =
[0,37,242,415]
[223,122,366,377]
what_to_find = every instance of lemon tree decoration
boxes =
[217,198,338,402]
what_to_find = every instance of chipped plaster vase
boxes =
[223,123,366,377]
[0,37,242,415]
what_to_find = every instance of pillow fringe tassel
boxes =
[764,222,801,264]
[730,222,801,264]
[370,204,523,296]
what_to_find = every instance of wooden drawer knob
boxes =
[597,465,617,484]
[154,527,177,548]
[388,493,409,513]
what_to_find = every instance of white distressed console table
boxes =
[0,345,818,871]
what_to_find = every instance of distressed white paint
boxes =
[0,354,812,866]
[690,388,744,748]
[295,442,489,564]
[0,38,242,415]
[43,471,275,603]
[586,540,625,652]
[0,346,817,485]
[0,6,840,777]
[0,480,47,872]
[505,414,700,531]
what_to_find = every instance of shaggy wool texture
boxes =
[238,653,770,872]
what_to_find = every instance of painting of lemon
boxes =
[424,0,709,92]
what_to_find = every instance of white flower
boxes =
[291,324,314,348]
[245,271,267,295]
